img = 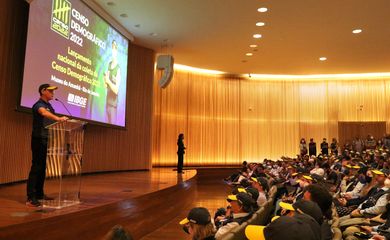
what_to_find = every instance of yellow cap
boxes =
[251,177,258,182]
[238,188,247,193]
[179,218,189,225]
[279,201,295,211]
[227,195,237,201]
[372,170,384,175]
[303,175,313,181]
[245,225,266,240]
[291,173,298,177]
[271,216,280,222]
[46,86,58,90]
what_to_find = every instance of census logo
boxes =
[67,93,87,108]
[51,0,72,39]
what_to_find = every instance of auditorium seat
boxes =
[268,185,277,199]
[255,208,266,224]
[247,213,258,225]
[331,207,342,240]
[219,232,235,240]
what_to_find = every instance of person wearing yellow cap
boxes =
[341,169,390,239]
[245,214,321,240]
[337,164,361,198]
[179,207,215,240]
[215,193,254,239]
[293,175,312,201]
[250,177,268,207]
[340,165,369,201]
[26,84,69,207]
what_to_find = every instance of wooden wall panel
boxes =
[0,0,155,184]
[338,121,386,147]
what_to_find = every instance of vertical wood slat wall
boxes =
[0,0,155,184]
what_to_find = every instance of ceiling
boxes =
[95,0,390,75]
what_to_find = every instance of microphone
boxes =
[55,98,73,117]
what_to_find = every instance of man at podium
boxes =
[26,83,68,207]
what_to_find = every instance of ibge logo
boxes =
[67,93,87,108]
[51,0,72,39]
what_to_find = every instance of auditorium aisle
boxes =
[141,169,235,240]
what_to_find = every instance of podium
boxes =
[44,119,87,209]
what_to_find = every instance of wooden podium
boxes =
[43,119,87,209]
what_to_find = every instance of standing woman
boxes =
[299,138,308,156]
[177,133,186,173]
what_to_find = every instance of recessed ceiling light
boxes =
[106,1,115,6]
[253,34,262,39]
[256,22,265,27]
[134,24,141,28]
[150,33,158,37]
[319,57,327,61]
[257,7,268,13]
[352,29,362,34]
[246,53,253,56]
[120,13,128,18]
[249,44,258,48]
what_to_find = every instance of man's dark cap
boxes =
[292,199,324,225]
[245,187,259,201]
[38,83,58,94]
[227,192,255,207]
[257,177,269,192]
[179,207,211,225]
[264,215,318,240]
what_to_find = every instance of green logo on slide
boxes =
[51,0,72,39]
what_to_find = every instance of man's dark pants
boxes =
[27,137,47,199]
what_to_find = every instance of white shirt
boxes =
[215,213,251,239]
[257,191,267,207]
[310,167,325,177]
[359,187,389,215]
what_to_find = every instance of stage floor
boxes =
[0,168,238,240]
[0,168,196,229]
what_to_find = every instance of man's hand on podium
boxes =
[57,116,69,122]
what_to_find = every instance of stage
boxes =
[0,168,236,240]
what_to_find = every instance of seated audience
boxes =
[180,136,390,240]
[246,214,321,240]
[250,177,268,207]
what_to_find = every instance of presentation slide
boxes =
[20,0,129,127]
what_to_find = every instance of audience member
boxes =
[180,207,216,240]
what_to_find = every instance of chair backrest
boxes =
[246,213,258,225]
[260,199,275,225]
[219,232,235,240]
[268,185,277,199]
[256,208,267,225]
